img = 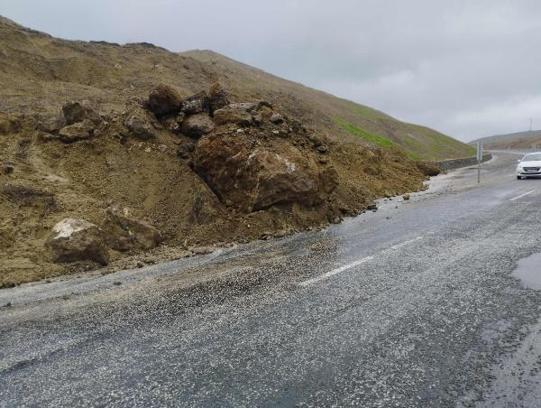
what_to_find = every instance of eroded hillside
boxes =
[0,16,460,286]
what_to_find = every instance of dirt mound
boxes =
[0,16,450,287]
[0,82,430,287]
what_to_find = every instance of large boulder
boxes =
[180,91,210,115]
[213,103,256,126]
[46,218,108,265]
[194,134,334,212]
[147,85,182,117]
[181,113,215,138]
[103,207,162,251]
[208,82,230,113]
[62,101,101,126]
[124,107,159,139]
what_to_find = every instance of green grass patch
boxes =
[334,117,394,149]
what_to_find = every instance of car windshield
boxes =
[522,153,541,161]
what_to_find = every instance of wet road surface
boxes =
[1,152,541,407]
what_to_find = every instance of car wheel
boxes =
[517,176,524,180]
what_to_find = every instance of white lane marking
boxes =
[299,236,424,287]
[510,190,535,201]
[298,256,374,287]
[389,236,424,250]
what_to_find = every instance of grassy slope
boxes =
[471,130,541,150]
[0,15,472,161]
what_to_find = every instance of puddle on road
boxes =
[512,253,541,290]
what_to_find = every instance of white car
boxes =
[517,152,541,179]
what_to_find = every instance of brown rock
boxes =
[194,133,327,212]
[208,82,231,112]
[58,119,96,142]
[270,113,284,124]
[161,112,185,134]
[37,113,66,134]
[176,140,195,159]
[213,104,254,126]
[103,207,162,251]
[62,101,101,125]
[124,107,159,140]
[46,218,109,265]
[147,85,182,117]
[181,113,215,138]
[180,91,210,114]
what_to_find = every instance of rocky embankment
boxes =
[0,84,433,287]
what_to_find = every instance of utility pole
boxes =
[476,142,483,184]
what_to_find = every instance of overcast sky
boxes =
[2,0,541,141]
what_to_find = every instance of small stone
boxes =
[191,246,214,255]
[161,112,185,134]
[181,113,215,138]
[270,113,284,124]
[103,206,163,251]
[2,162,14,175]
[181,91,210,115]
[124,108,158,140]
[317,145,328,153]
[58,119,96,142]
[208,82,230,112]
[403,194,411,201]
[147,85,182,117]
[176,140,195,159]
[213,104,254,126]
[62,101,101,125]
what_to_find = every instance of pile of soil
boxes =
[0,16,442,287]
[0,83,432,287]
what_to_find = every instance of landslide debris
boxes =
[46,218,109,265]
[0,81,429,288]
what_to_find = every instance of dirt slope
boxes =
[0,16,462,287]
[0,16,472,161]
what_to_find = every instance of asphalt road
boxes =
[1,152,541,408]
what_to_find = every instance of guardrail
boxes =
[437,153,493,172]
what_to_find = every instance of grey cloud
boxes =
[2,0,541,140]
